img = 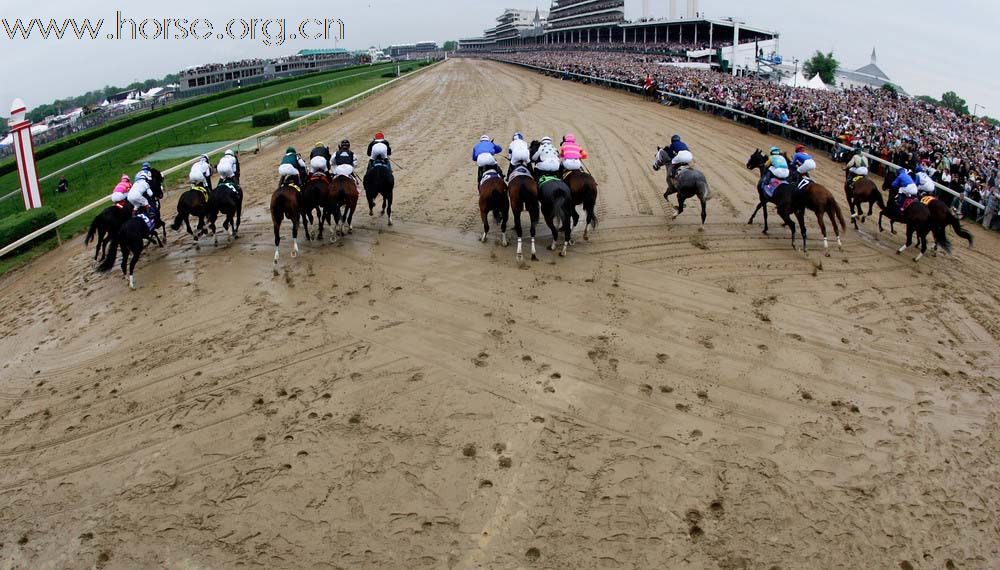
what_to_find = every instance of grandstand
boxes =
[179,49,357,96]
[458,3,777,71]
[387,42,440,59]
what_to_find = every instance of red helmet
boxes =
[795,145,806,153]
[374,132,385,141]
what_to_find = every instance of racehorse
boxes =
[97,211,161,290]
[171,183,211,243]
[530,140,598,240]
[364,161,395,226]
[880,175,972,257]
[877,185,934,262]
[329,174,360,236]
[843,174,885,229]
[477,170,509,246]
[207,178,243,244]
[301,173,333,240]
[642,82,659,102]
[86,168,165,260]
[270,183,302,263]
[653,147,711,225]
[507,165,540,262]
[745,149,801,249]
[537,174,573,257]
[747,150,846,255]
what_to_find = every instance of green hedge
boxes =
[381,72,397,78]
[297,95,323,108]
[252,108,290,128]
[0,207,58,255]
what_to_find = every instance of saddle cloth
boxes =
[537,175,560,187]
[796,177,812,191]
[507,165,533,183]
[137,213,156,233]
[764,179,785,198]
[920,195,937,206]
[480,170,503,186]
[191,185,209,201]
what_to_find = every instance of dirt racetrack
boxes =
[3,59,1000,569]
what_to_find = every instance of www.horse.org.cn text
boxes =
[1,11,346,47]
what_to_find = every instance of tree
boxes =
[940,91,969,115]
[803,51,839,85]
[880,83,898,95]
[916,95,940,106]
[442,40,458,52]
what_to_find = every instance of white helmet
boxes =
[224,149,235,157]
[480,135,491,142]
[199,154,209,162]
[541,136,552,144]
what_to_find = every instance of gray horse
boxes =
[652,148,711,225]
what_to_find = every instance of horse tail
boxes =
[171,204,185,231]
[97,229,120,272]
[949,211,974,248]
[553,189,571,231]
[830,199,847,234]
[85,216,100,245]
[697,176,711,202]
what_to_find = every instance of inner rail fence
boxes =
[0,61,440,258]
[493,58,987,213]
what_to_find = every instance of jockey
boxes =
[533,136,561,175]
[845,147,869,190]
[915,165,935,195]
[892,168,918,210]
[217,150,238,181]
[367,132,392,171]
[333,140,359,180]
[473,135,503,181]
[111,174,131,204]
[560,133,588,172]
[278,147,305,188]
[791,145,817,178]
[509,132,531,165]
[127,171,154,210]
[310,141,332,175]
[189,154,213,190]
[666,134,693,178]
[763,147,789,190]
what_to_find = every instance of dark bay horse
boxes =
[207,178,243,244]
[364,161,395,226]
[507,165,540,262]
[653,147,711,225]
[880,176,972,257]
[478,171,510,246]
[270,184,302,263]
[171,184,211,244]
[529,140,598,241]
[86,169,164,260]
[844,174,885,229]
[538,175,573,256]
[97,212,160,290]
[301,174,333,240]
[747,150,846,255]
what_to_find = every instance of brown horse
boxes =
[300,174,334,240]
[564,170,599,241]
[844,174,886,229]
[747,150,846,255]
[478,171,510,246]
[270,184,302,263]
[880,175,973,256]
[507,166,540,261]
[329,175,360,236]
[171,185,211,244]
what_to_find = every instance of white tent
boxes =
[781,70,810,88]
[806,74,829,91]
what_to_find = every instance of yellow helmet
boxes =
[315,141,326,148]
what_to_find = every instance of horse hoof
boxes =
[387,220,394,227]
[569,239,575,246]
[824,251,831,258]
[531,254,539,261]
[762,230,768,235]
[291,250,298,259]
[583,234,590,241]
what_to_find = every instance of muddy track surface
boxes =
[1,59,999,569]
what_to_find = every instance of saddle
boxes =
[537,175,560,187]
[480,170,503,186]
[795,177,812,191]
[901,197,917,212]
[507,165,533,183]
[920,195,937,206]
[370,159,390,170]
[191,185,209,201]
[137,213,157,233]
[764,178,786,198]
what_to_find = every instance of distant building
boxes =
[459,8,548,51]
[178,49,356,95]
[387,42,439,59]
[835,48,907,95]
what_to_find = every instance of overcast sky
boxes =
[1,0,995,118]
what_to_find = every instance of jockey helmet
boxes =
[374,132,385,141]
[339,139,350,150]
[770,146,781,155]
[480,135,490,142]
[513,132,524,141]
[671,134,681,142]
[121,174,131,182]
[564,133,576,143]
[315,141,325,148]
[541,136,552,144]
[916,165,925,173]
[795,145,806,153]
[199,154,209,162]
[141,162,150,170]
[225,150,235,157]
[286,147,296,154]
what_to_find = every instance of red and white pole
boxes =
[8,98,43,210]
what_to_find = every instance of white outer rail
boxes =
[0,61,439,257]
[499,59,987,211]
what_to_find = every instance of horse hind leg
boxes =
[128,243,141,290]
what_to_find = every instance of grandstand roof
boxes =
[620,17,777,38]
[297,49,348,56]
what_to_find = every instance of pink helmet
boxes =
[121,174,131,182]
[564,133,576,143]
